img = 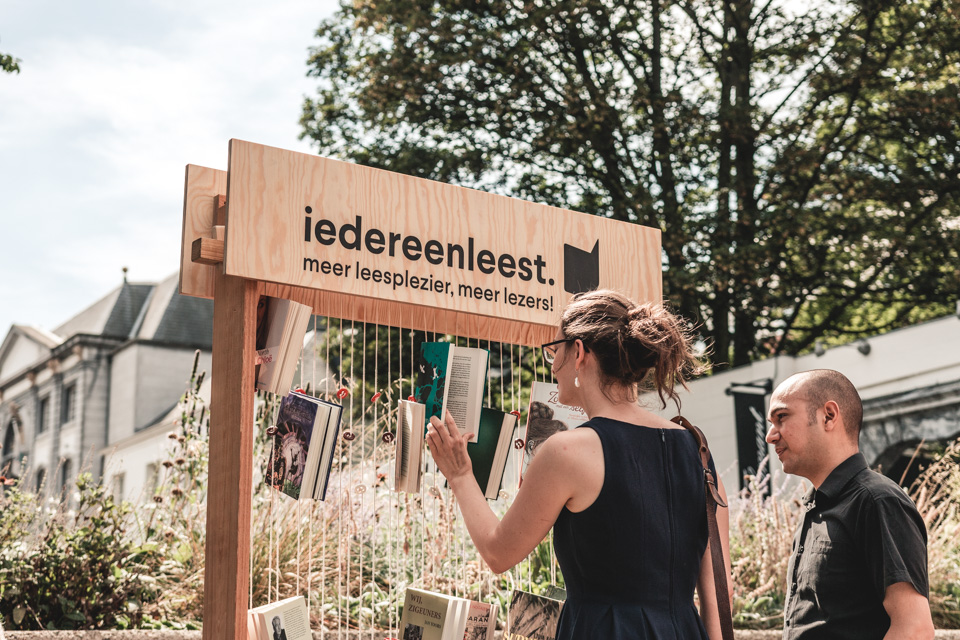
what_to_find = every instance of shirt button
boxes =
[798,545,804,553]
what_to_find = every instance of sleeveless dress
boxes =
[553,417,713,639]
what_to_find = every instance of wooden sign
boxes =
[181,140,662,346]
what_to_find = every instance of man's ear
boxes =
[823,400,841,432]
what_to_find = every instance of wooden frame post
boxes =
[202,271,258,640]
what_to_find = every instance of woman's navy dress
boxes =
[553,417,713,639]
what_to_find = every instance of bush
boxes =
[0,473,162,629]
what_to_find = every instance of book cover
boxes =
[463,600,499,640]
[398,588,465,640]
[506,590,563,640]
[467,407,517,499]
[414,342,489,441]
[248,595,311,640]
[524,381,587,467]
[311,396,343,502]
[255,296,312,396]
[264,393,318,500]
[395,400,426,493]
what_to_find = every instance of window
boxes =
[35,468,46,492]
[2,421,14,469]
[37,395,49,434]
[112,473,125,502]
[145,462,159,497]
[60,458,72,495]
[61,383,76,425]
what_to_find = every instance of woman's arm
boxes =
[426,410,596,574]
[695,477,732,640]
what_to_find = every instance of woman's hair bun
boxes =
[560,290,705,409]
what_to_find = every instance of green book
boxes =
[414,341,489,441]
[467,407,518,500]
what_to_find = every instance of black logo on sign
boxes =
[563,241,599,294]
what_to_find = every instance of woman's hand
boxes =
[425,410,473,483]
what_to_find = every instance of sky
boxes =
[0,0,340,337]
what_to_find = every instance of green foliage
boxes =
[0,52,19,74]
[301,0,960,368]
[0,474,162,630]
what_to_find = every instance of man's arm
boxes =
[883,581,934,640]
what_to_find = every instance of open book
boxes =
[395,399,426,493]
[247,595,311,640]
[255,296,313,396]
[399,588,469,640]
[265,391,343,501]
[414,342,489,442]
[467,407,518,500]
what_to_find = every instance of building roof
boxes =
[0,272,213,387]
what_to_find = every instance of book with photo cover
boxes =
[247,594,311,640]
[395,399,426,493]
[506,590,563,640]
[398,587,469,640]
[255,295,313,397]
[523,381,587,473]
[264,391,343,501]
[414,341,489,442]
[463,599,499,640]
[467,407,518,500]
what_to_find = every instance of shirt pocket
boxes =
[805,538,856,605]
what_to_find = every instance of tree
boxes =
[301,0,960,368]
[1,37,20,74]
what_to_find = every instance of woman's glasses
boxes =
[541,338,575,364]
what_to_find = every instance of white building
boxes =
[656,313,960,489]
[0,272,213,501]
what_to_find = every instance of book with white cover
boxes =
[255,296,313,396]
[523,381,587,473]
[247,595,311,640]
[398,588,469,640]
[395,400,426,493]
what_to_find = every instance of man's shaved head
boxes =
[793,369,863,439]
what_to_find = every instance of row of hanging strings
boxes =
[250,315,558,636]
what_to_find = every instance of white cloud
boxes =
[0,0,338,333]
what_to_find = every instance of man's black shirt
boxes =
[782,453,928,639]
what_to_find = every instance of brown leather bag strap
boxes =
[672,415,734,640]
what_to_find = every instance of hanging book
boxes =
[506,590,563,640]
[265,391,343,501]
[395,399,426,493]
[463,599,499,640]
[399,587,469,640]
[523,381,587,472]
[247,595,311,640]
[414,341,489,441]
[255,295,313,396]
[467,407,518,500]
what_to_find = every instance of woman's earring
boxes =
[574,370,580,388]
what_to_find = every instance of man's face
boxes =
[766,377,823,481]
[272,618,281,632]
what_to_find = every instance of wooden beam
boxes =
[202,273,257,640]
[192,237,225,265]
[214,194,227,226]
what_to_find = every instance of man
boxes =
[271,616,287,640]
[765,369,934,639]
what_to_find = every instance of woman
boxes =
[426,290,731,639]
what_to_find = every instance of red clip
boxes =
[294,388,305,394]
[371,391,382,402]
[407,395,416,401]
[510,410,521,419]
[336,388,349,400]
